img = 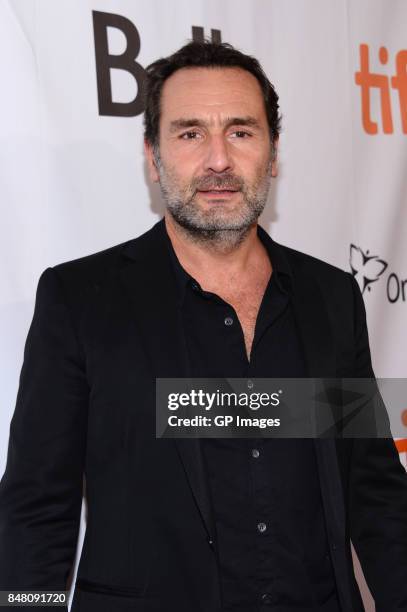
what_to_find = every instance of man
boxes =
[0,41,406,612]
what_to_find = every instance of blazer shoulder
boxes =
[50,220,162,290]
[278,241,352,285]
[277,242,366,349]
[52,240,129,286]
[43,221,163,319]
[36,240,132,327]
[47,234,141,313]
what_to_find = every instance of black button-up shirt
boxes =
[164,223,340,612]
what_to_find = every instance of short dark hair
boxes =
[143,40,281,151]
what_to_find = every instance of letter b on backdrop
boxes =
[93,10,146,116]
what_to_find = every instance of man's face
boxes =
[145,67,278,238]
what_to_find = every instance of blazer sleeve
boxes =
[347,273,407,611]
[0,267,89,604]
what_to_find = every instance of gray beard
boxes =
[157,163,272,251]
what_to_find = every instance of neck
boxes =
[164,212,269,283]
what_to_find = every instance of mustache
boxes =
[192,174,244,192]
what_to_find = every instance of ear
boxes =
[271,136,279,177]
[144,139,160,183]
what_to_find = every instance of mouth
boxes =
[197,189,239,198]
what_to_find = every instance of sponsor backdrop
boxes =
[0,0,406,609]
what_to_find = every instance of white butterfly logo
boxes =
[349,245,388,294]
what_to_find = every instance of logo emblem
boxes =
[349,244,388,294]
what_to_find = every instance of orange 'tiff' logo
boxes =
[395,410,407,468]
[355,44,407,134]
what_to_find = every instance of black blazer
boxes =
[0,219,406,612]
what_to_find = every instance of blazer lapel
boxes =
[287,254,352,609]
[118,219,216,544]
[288,260,336,378]
[118,220,188,379]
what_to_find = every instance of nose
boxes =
[203,134,233,174]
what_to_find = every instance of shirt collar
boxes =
[162,220,293,304]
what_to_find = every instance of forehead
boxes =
[160,67,266,124]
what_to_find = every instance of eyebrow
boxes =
[168,116,261,133]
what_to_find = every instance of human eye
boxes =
[180,130,201,140]
[230,130,252,138]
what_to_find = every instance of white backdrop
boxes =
[0,1,406,610]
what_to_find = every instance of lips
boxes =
[197,189,239,193]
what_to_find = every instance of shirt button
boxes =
[224,316,234,326]
[252,448,260,458]
[257,522,267,533]
[247,379,254,389]
[261,593,273,605]
[191,282,199,291]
